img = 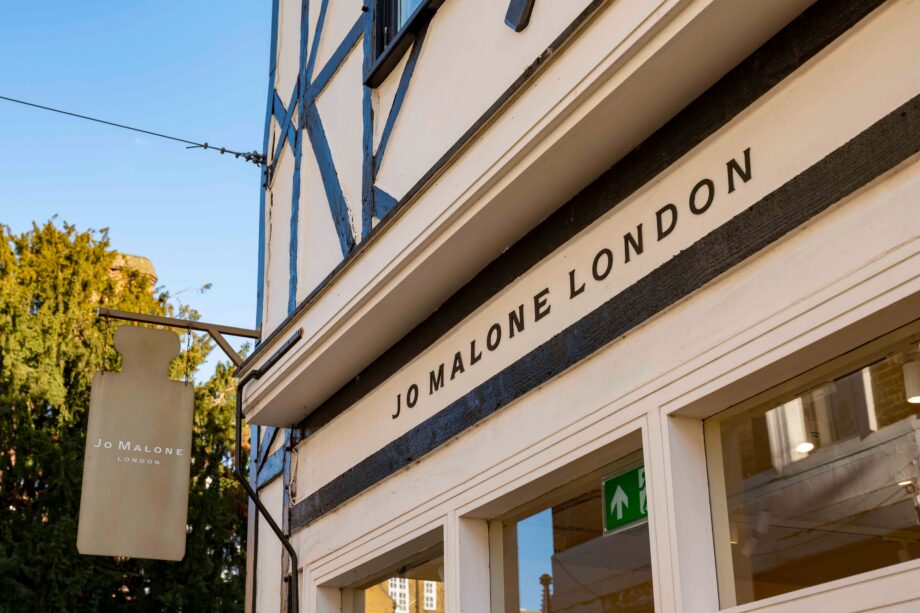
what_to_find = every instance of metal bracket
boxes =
[97,307,259,368]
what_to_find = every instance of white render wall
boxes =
[256,478,284,613]
[285,0,920,610]
[246,0,817,424]
[292,0,920,499]
[262,0,599,332]
[249,0,920,611]
[372,0,596,197]
[297,149,920,613]
[260,0,728,336]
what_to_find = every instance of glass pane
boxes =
[504,452,655,613]
[707,343,920,607]
[397,0,424,28]
[360,553,444,613]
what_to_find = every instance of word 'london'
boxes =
[392,147,753,419]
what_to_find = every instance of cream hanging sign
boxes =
[77,326,194,561]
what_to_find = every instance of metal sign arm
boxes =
[97,307,260,367]
[235,329,303,613]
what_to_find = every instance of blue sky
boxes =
[517,509,554,611]
[0,2,270,378]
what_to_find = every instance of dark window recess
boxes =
[376,0,423,53]
[367,0,442,88]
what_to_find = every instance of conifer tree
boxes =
[0,221,246,611]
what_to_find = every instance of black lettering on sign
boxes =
[727,147,753,193]
[689,178,715,214]
[656,204,678,240]
[387,145,755,419]
[487,323,502,351]
[429,364,445,394]
[508,304,525,339]
[623,223,644,263]
[568,269,585,299]
[592,248,613,281]
[469,339,483,366]
[534,288,551,321]
[450,351,465,380]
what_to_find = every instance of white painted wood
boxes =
[315,585,340,613]
[643,410,674,612]
[487,520,506,613]
[664,415,719,612]
[704,416,736,608]
[722,559,920,613]
[454,517,490,613]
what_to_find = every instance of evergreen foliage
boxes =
[0,221,247,611]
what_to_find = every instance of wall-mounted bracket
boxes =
[97,307,260,368]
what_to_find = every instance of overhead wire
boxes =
[0,94,265,166]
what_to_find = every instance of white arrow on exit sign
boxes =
[610,485,629,520]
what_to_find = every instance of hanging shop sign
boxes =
[603,465,648,533]
[77,326,194,561]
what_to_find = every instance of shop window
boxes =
[348,544,445,613]
[496,449,655,612]
[705,321,920,607]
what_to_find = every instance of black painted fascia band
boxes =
[291,90,920,530]
[295,0,888,439]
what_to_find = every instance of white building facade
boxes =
[240,0,920,610]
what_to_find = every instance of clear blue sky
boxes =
[0,2,270,378]
[517,508,554,611]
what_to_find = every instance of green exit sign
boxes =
[602,465,647,532]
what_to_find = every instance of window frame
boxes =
[366,0,444,88]
[486,434,656,613]
[703,317,920,608]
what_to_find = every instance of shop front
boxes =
[241,0,920,610]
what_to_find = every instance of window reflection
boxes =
[359,552,444,613]
[503,451,655,613]
[707,334,920,607]
[397,0,424,28]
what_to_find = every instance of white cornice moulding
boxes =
[242,0,818,426]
